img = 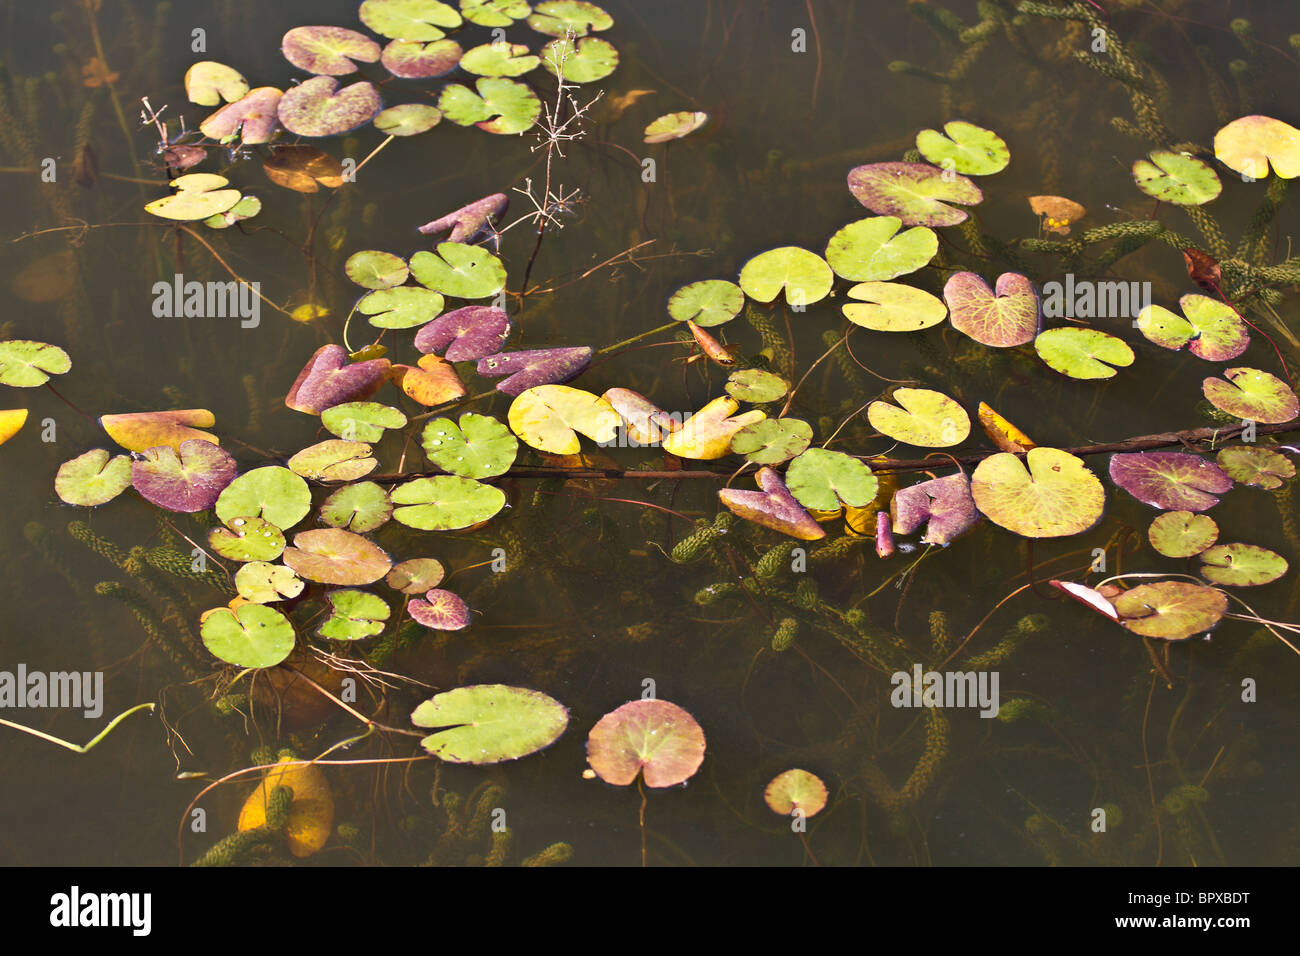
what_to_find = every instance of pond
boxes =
[1,0,1298,868]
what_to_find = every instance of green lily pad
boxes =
[345,250,409,290]
[667,280,744,327]
[391,475,506,530]
[203,195,262,229]
[373,103,444,136]
[144,173,241,221]
[319,589,391,640]
[847,162,982,227]
[184,61,250,106]
[1148,510,1219,558]
[422,412,518,479]
[527,0,612,37]
[1199,543,1288,586]
[842,281,947,332]
[585,698,706,788]
[1113,581,1228,640]
[1132,150,1222,205]
[386,557,445,594]
[725,368,789,403]
[784,448,878,511]
[201,603,296,668]
[1215,446,1295,489]
[1202,367,1300,424]
[321,402,408,442]
[410,242,507,299]
[282,528,393,585]
[867,387,970,448]
[55,449,132,507]
[0,340,70,387]
[234,562,305,604]
[915,121,1009,175]
[944,271,1039,347]
[215,466,312,532]
[357,287,444,329]
[412,684,569,764]
[282,25,381,74]
[1135,295,1249,361]
[461,0,532,27]
[319,481,393,533]
[1214,114,1300,180]
[737,247,834,307]
[971,447,1105,538]
[287,439,377,482]
[1033,328,1134,379]
[541,37,618,83]
[730,418,813,465]
[460,42,539,77]
[825,216,937,282]
[437,78,540,134]
[359,0,462,40]
[408,588,471,630]
[763,769,829,818]
[209,516,286,562]
[643,111,708,143]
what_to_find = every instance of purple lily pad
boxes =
[476,347,592,396]
[277,76,382,138]
[1109,452,1233,512]
[282,26,381,75]
[414,305,512,361]
[381,38,462,78]
[889,472,979,546]
[847,161,983,227]
[944,271,1040,347]
[198,87,283,145]
[418,193,509,244]
[408,588,471,631]
[131,439,238,513]
[717,466,826,541]
[285,344,391,414]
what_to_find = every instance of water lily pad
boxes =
[480,346,594,397]
[667,279,743,327]
[1028,195,1086,234]
[422,412,518,478]
[662,396,765,460]
[55,449,132,507]
[144,172,241,221]
[321,402,408,442]
[785,448,878,511]
[764,769,828,818]
[288,439,377,482]
[184,61,249,106]
[738,246,833,307]
[847,162,982,227]
[101,409,216,452]
[508,384,619,454]
[216,466,312,531]
[1214,115,1300,180]
[977,402,1036,454]
[1033,328,1134,379]
[418,193,509,243]
[1109,452,1232,512]
[387,558,445,594]
[1202,367,1299,424]
[915,120,1009,175]
[391,475,506,529]
[204,195,262,228]
[1135,295,1249,361]
[373,102,444,135]
[320,589,391,640]
[944,272,1039,347]
[1113,581,1228,640]
[725,368,788,403]
[1215,445,1294,489]
[1148,510,1218,558]
[278,76,381,137]
[237,758,333,858]
[842,281,947,332]
[717,466,825,540]
[281,25,381,74]
[415,305,511,361]
[541,36,618,82]
[825,216,937,282]
[409,588,471,630]
[202,603,296,668]
[358,287,444,329]
[285,344,391,414]
[345,250,409,290]
[413,684,568,763]
[462,0,531,27]
[971,448,1105,538]
[319,481,392,533]
[461,42,539,77]
[132,439,238,513]
[199,87,282,144]
[867,388,969,448]
[381,38,462,78]
[528,0,612,37]
[601,388,678,444]
[410,242,507,299]
[282,528,392,585]
[0,340,70,387]
[392,355,467,406]
[209,516,285,562]
[890,471,979,546]
[438,78,540,133]
[234,562,305,604]
[730,418,812,465]
[262,145,344,194]
[362,0,462,39]
[585,698,705,787]
[1132,150,1222,205]
[1199,542,1288,586]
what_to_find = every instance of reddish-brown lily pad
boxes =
[381,38,462,78]
[277,76,382,137]
[944,271,1040,347]
[417,193,509,244]
[476,347,592,396]
[847,162,982,227]
[717,466,826,541]
[199,87,283,144]
[1112,581,1228,640]
[281,528,392,585]
[281,26,380,75]
[585,698,706,788]
[386,558,445,594]
[285,345,391,414]
[890,472,979,546]
[408,588,471,630]
[1109,452,1233,512]
[131,439,238,513]
[415,305,512,361]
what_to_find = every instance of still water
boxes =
[1,0,1298,866]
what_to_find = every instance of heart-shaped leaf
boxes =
[643,110,707,143]
[413,684,569,763]
[461,42,539,77]
[209,515,286,562]
[410,242,507,299]
[390,475,506,530]
[144,172,241,221]
[417,193,509,243]
[408,587,472,630]
[372,101,444,134]
[438,78,540,133]
[890,471,979,546]
[55,449,133,507]
[215,466,312,531]
[717,466,826,540]
[915,120,1009,175]
[281,25,381,74]
[508,384,619,454]
[282,528,392,585]
[529,0,612,36]
[724,369,788,404]
[234,562,305,604]
[277,76,382,137]
[541,36,619,83]
[1109,452,1233,511]
[1202,367,1299,424]
[1199,543,1288,586]
[763,769,828,818]
[288,439,377,482]
[415,305,511,361]
[661,396,765,460]
[131,439,238,513]
[381,37,462,78]
[1113,581,1228,640]
[737,246,833,307]
[585,698,705,787]
[361,0,462,39]
[867,387,970,448]
[422,412,518,478]
[1148,510,1218,557]
[345,250,409,290]
[971,447,1105,538]
[101,409,216,452]
[285,344,391,414]
[319,589,391,640]
[1135,294,1249,361]
[1131,150,1222,205]
[321,402,408,442]
[667,279,744,327]
[462,0,531,27]
[236,758,333,858]
[262,145,344,192]
[199,87,283,144]
[785,448,878,511]
[357,287,444,329]
[1214,115,1300,180]
[319,481,392,533]
[825,216,937,282]
[944,271,1039,347]
[1215,445,1294,489]
[1033,328,1134,379]
[202,603,297,668]
[842,281,947,332]
[387,558,445,594]
[0,340,70,387]
[847,161,982,227]
[477,347,592,396]
[601,388,679,445]
[730,418,813,465]
[184,61,249,106]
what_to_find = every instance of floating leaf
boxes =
[277,76,382,137]
[977,402,1036,453]
[319,481,392,533]
[585,699,705,787]
[508,384,619,454]
[288,439,377,482]
[55,449,132,507]
[0,340,70,388]
[412,684,569,763]
[237,758,333,858]
[281,25,381,74]
[409,587,471,630]
[320,589,391,640]
[717,466,825,540]
[1202,367,1299,424]
[101,409,216,453]
[184,61,249,106]
[1050,579,1120,621]
[209,516,285,562]
[263,144,344,192]
[203,195,262,229]
[422,413,518,478]
[867,388,969,448]
[132,439,238,513]
[661,396,765,460]
[392,355,467,406]
[282,528,392,585]
[667,280,744,327]
[643,110,706,143]
[541,36,618,83]
[825,216,937,282]
[415,305,511,361]
[321,402,407,442]
[847,162,982,227]
[418,193,509,243]
[1028,195,1085,234]
[738,246,834,307]
[357,287,444,329]
[1148,511,1218,558]
[438,77,540,133]
[462,0,532,27]
[944,272,1039,347]
[410,242,507,299]
[1199,543,1288,587]
[199,87,282,144]
[234,562,305,604]
[842,281,947,332]
[461,41,539,77]
[1109,452,1232,512]
[216,466,312,531]
[361,0,462,39]
[730,418,812,465]
[1131,150,1222,205]
[201,603,296,668]
[1213,115,1300,180]
[785,448,878,511]
[1215,446,1294,490]
[144,172,241,221]
[890,472,979,546]
[387,558,445,594]
[915,120,1009,175]
[971,448,1105,538]
[285,344,391,414]
[1033,328,1134,379]
[764,769,828,818]
[372,101,444,135]
[1113,581,1228,640]
[345,250,409,290]
[381,38,463,78]
[725,368,788,404]
[601,388,678,445]
[528,0,612,37]
[1135,295,1248,361]
[391,475,506,530]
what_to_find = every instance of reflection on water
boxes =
[1,0,1298,866]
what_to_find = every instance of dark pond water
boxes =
[1,0,1298,866]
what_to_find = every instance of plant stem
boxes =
[0,702,154,754]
